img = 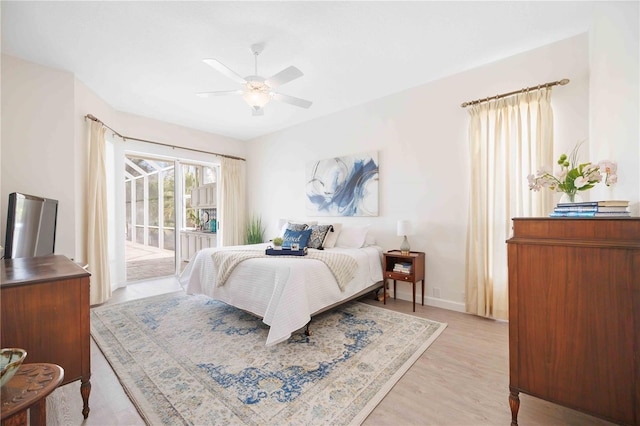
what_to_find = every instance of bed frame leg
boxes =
[305,319,313,336]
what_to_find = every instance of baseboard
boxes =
[392,289,466,313]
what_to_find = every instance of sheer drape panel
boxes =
[465,89,553,320]
[86,121,112,305]
[219,157,246,246]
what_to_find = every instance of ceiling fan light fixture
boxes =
[242,80,272,108]
[200,45,311,115]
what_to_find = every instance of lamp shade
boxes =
[397,220,412,236]
[242,90,271,108]
[242,81,272,108]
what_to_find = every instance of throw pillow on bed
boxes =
[286,222,309,232]
[278,220,316,238]
[336,225,369,248]
[322,223,342,248]
[282,228,312,249]
[307,224,333,249]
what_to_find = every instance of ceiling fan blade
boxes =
[272,92,312,109]
[252,107,264,116]
[196,90,243,98]
[202,59,246,84]
[265,66,303,88]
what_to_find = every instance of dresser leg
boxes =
[81,378,91,418]
[509,388,520,426]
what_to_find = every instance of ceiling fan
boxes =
[197,44,312,116]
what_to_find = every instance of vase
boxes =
[559,192,584,204]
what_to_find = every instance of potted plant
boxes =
[272,237,283,250]
[188,210,201,230]
[245,215,265,244]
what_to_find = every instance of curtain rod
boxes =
[84,114,246,161]
[460,78,570,108]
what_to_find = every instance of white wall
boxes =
[116,111,244,159]
[246,34,591,311]
[1,55,77,257]
[588,1,640,214]
[2,54,246,264]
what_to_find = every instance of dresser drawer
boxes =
[384,271,413,281]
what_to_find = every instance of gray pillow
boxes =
[307,224,333,249]
[286,222,309,232]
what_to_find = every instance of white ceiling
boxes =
[1,1,596,141]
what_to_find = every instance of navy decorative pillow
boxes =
[282,228,312,249]
[307,224,333,249]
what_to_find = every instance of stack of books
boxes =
[549,200,630,217]
[393,262,412,274]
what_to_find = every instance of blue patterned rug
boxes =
[91,291,446,425]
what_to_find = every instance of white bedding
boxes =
[179,243,383,346]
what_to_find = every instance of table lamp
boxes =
[397,220,412,255]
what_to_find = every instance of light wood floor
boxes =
[48,278,614,426]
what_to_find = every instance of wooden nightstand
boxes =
[383,250,426,312]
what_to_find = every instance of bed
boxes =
[179,241,384,346]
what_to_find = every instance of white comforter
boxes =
[179,243,383,346]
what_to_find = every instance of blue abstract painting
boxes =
[306,151,379,216]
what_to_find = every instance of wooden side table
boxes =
[383,250,426,312]
[1,363,64,426]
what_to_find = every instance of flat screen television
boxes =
[4,192,58,259]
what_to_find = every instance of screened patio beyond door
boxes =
[124,155,175,281]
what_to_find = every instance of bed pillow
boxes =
[307,224,333,249]
[282,228,312,249]
[320,223,342,248]
[365,232,376,246]
[335,225,369,248]
[278,219,317,237]
[286,222,309,232]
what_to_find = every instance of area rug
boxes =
[91,291,447,425]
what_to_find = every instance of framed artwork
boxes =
[305,151,379,216]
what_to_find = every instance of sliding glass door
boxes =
[107,135,220,287]
[124,155,176,282]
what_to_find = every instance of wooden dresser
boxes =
[506,218,639,426]
[1,255,92,419]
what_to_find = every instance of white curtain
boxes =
[465,89,554,320]
[219,157,246,246]
[86,121,112,305]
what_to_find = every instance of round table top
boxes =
[1,363,64,420]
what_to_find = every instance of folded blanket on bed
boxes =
[211,249,358,290]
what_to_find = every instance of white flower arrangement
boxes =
[527,141,618,202]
